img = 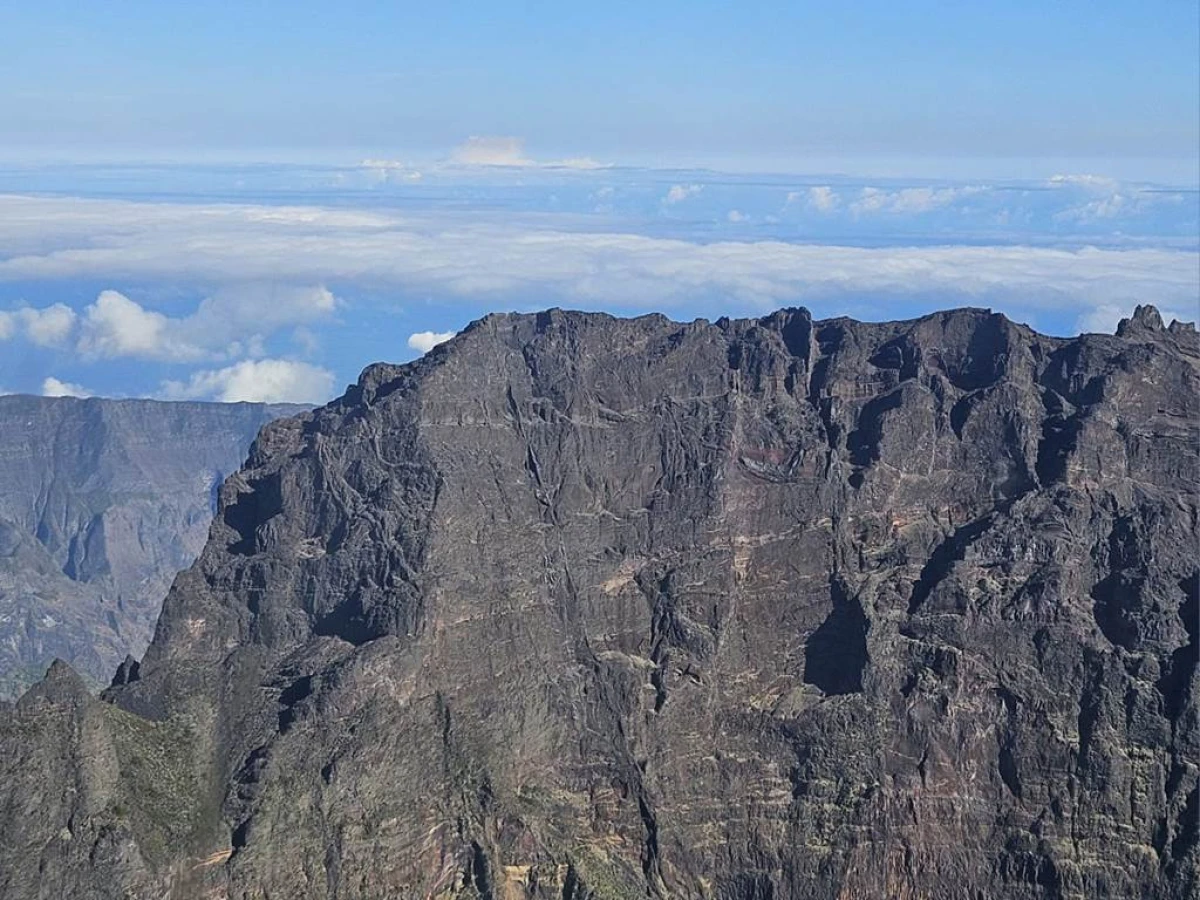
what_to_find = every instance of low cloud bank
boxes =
[1,195,1194,318]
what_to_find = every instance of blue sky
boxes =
[0,3,1197,402]
[3,1,1197,176]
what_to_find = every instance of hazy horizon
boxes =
[2,1,1197,404]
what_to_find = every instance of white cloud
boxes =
[805,186,840,212]
[0,195,1195,323]
[451,136,532,167]
[850,185,985,215]
[359,159,423,183]
[17,304,77,346]
[1045,175,1152,224]
[78,290,183,360]
[1076,302,1195,334]
[407,330,456,353]
[360,158,409,169]
[727,210,747,223]
[1054,192,1147,223]
[664,184,703,205]
[1048,174,1120,191]
[160,359,334,404]
[41,376,90,398]
[851,188,887,215]
[0,303,78,345]
[1053,185,1187,224]
[189,284,337,347]
[72,285,338,362]
[547,157,610,170]
[1066,193,1127,221]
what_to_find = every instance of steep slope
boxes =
[1,306,1196,900]
[0,396,304,696]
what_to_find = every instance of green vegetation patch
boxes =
[568,844,646,900]
[104,705,207,865]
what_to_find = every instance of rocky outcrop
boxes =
[0,306,1196,899]
[0,396,304,696]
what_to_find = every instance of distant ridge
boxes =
[0,394,306,697]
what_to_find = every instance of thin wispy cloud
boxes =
[359,159,424,183]
[768,177,1192,227]
[1047,174,1121,190]
[448,136,608,170]
[547,157,610,170]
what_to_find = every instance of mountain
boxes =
[0,396,305,697]
[1,306,1196,899]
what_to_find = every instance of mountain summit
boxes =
[2,306,1196,899]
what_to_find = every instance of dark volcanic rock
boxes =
[0,396,304,697]
[1,306,1196,899]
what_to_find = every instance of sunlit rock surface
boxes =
[2,306,1196,899]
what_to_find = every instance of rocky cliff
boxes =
[0,306,1196,900]
[0,396,304,697]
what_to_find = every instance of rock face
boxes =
[1,306,1196,899]
[0,396,304,697]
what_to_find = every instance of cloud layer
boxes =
[0,180,1195,404]
[1,194,1195,318]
